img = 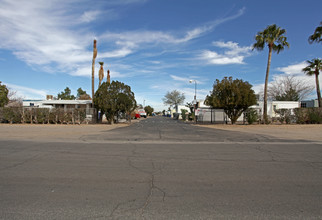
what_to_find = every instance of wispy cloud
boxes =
[276,61,307,75]
[100,7,246,47]
[0,0,245,81]
[0,0,144,78]
[199,41,252,65]
[5,82,48,99]
[79,10,102,23]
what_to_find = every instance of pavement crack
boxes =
[140,174,154,215]
[0,153,40,171]
[109,199,136,218]
[254,145,277,162]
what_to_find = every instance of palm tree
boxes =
[92,39,97,106]
[302,58,322,107]
[308,22,322,44]
[252,24,289,123]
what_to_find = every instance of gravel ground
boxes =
[197,124,322,142]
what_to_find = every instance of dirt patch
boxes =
[197,124,322,142]
[0,123,130,142]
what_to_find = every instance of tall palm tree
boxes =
[308,22,322,44]
[92,39,97,106]
[252,24,289,123]
[302,58,322,107]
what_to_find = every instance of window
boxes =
[301,103,306,108]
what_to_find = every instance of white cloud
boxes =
[252,61,321,100]
[80,10,102,23]
[5,82,47,99]
[200,41,252,65]
[170,75,190,83]
[275,61,321,99]
[0,0,246,83]
[100,7,245,45]
[170,75,204,85]
[276,61,307,75]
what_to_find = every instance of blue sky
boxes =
[0,0,321,111]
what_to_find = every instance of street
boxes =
[0,117,322,219]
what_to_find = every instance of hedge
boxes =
[0,107,88,124]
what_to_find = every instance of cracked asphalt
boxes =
[0,116,322,219]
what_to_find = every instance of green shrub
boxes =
[2,107,21,124]
[245,108,258,124]
[294,108,322,124]
[308,108,322,124]
[181,109,188,121]
[275,109,293,124]
[294,108,308,124]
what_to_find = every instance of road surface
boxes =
[1,117,322,219]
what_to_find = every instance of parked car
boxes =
[138,109,147,118]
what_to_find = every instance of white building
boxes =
[194,100,300,123]
[23,99,92,110]
[252,101,300,118]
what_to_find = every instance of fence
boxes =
[0,107,97,124]
[196,108,227,124]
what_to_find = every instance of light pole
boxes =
[189,80,197,102]
[189,80,197,122]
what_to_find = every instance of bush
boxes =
[294,108,322,124]
[181,109,188,121]
[275,109,293,124]
[245,109,258,124]
[308,108,322,124]
[1,107,21,124]
[294,108,307,124]
[0,107,90,124]
[188,112,195,121]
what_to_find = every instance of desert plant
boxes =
[294,108,308,124]
[181,109,188,121]
[2,107,21,124]
[308,108,322,124]
[245,108,258,124]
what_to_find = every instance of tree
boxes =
[205,77,257,124]
[144,105,154,116]
[94,81,136,124]
[57,87,76,100]
[0,81,9,107]
[77,88,91,100]
[268,75,313,101]
[309,22,322,44]
[253,24,289,123]
[302,58,322,107]
[163,90,185,113]
[92,39,97,106]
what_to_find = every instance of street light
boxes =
[189,80,197,123]
[189,80,197,102]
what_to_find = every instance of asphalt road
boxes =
[1,117,322,219]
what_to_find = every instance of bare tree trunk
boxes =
[92,40,97,108]
[315,72,322,107]
[264,46,272,124]
[92,58,95,106]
